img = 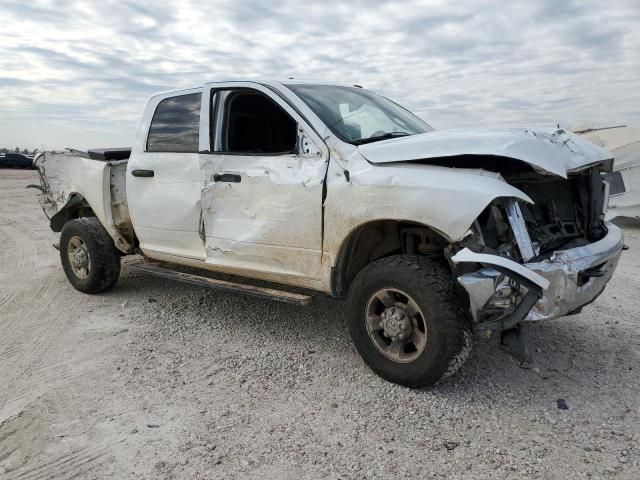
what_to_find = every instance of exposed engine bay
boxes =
[450,162,623,363]
[469,166,609,263]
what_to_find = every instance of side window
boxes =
[147,93,202,153]
[219,91,297,154]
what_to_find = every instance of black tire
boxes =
[60,217,121,294]
[347,255,472,388]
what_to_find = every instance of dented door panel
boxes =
[200,153,326,278]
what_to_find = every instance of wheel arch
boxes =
[50,193,96,232]
[330,219,452,299]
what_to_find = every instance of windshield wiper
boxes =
[353,131,412,145]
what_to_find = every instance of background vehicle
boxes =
[33,81,623,388]
[579,125,640,222]
[1,152,35,169]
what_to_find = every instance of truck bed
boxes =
[33,149,134,253]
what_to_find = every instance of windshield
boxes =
[287,84,433,145]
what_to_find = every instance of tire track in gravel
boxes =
[0,171,129,480]
[0,445,113,480]
[0,209,56,326]
[0,225,29,312]
[0,378,116,480]
[0,294,78,422]
[0,344,21,362]
[0,177,84,422]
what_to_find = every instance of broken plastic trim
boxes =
[451,248,550,290]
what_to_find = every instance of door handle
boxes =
[132,169,155,178]
[213,173,241,183]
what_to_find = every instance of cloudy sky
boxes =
[1,0,639,150]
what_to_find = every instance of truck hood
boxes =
[358,127,612,178]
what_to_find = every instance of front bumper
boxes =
[452,222,624,323]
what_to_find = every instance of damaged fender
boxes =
[323,146,535,262]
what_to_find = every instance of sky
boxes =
[1,0,639,150]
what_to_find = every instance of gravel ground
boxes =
[1,169,639,479]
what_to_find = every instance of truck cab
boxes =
[127,82,330,285]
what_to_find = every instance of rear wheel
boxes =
[347,255,472,388]
[60,217,121,293]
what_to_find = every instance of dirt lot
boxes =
[0,169,639,479]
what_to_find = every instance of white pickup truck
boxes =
[34,80,624,388]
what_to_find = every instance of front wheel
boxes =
[60,217,121,294]
[347,255,472,388]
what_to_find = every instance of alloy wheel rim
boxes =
[67,235,90,279]
[364,288,428,363]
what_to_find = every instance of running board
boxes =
[128,262,313,306]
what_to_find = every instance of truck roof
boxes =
[149,79,365,100]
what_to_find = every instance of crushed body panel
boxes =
[198,150,326,279]
[322,145,534,260]
[453,222,623,323]
[194,82,330,281]
[358,127,612,178]
[33,150,133,253]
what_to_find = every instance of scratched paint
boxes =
[199,147,328,279]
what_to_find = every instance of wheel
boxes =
[347,255,472,388]
[60,217,121,294]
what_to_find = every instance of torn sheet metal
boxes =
[504,199,537,261]
[457,268,507,322]
[452,248,550,290]
[358,127,612,178]
[454,223,624,322]
[109,161,134,247]
[33,150,132,252]
[523,222,623,321]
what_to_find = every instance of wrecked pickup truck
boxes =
[34,81,624,388]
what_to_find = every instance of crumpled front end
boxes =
[524,224,623,320]
[454,223,623,324]
[448,162,624,332]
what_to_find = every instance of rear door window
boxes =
[147,93,202,153]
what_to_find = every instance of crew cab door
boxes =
[127,89,206,260]
[199,82,328,279]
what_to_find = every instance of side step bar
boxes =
[128,262,313,306]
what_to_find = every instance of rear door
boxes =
[199,82,329,279]
[127,89,206,260]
